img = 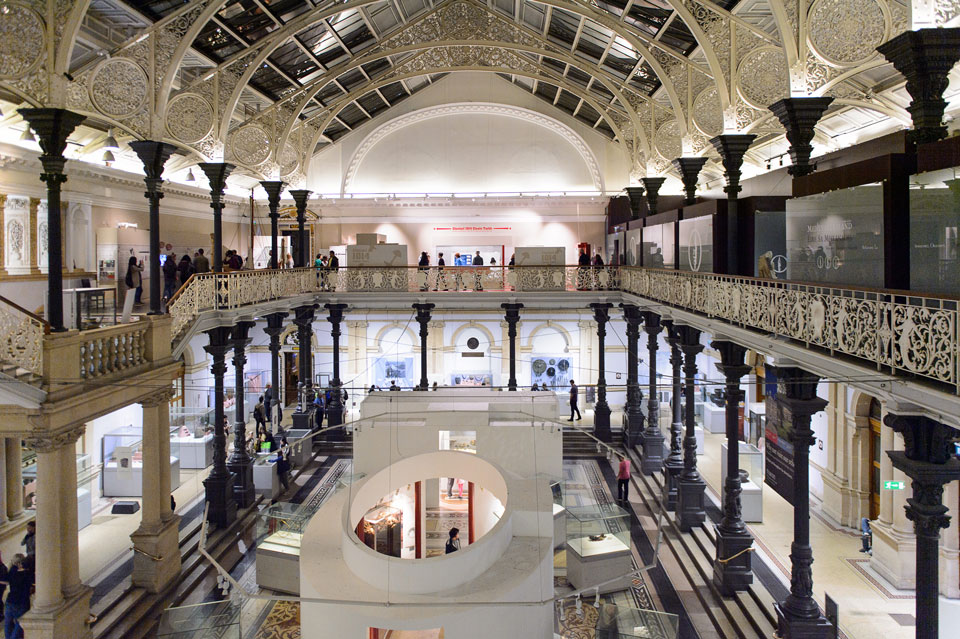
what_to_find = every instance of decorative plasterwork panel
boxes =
[655,120,682,162]
[341,103,605,194]
[693,87,723,138]
[279,143,300,178]
[166,93,215,144]
[89,57,149,118]
[0,2,45,80]
[807,0,889,67]
[736,46,789,110]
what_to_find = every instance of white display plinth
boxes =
[77,487,92,530]
[703,403,726,433]
[739,480,762,523]
[256,533,301,594]
[285,429,314,467]
[565,535,633,593]
[254,457,280,500]
[170,435,213,469]
[553,503,566,549]
[102,456,181,497]
[695,426,704,455]
[720,441,764,523]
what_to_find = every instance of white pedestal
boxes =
[256,533,301,595]
[254,458,279,500]
[102,456,181,497]
[285,429,314,468]
[740,480,762,523]
[170,435,213,469]
[553,503,566,549]
[703,403,726,433]
[565,536,633,593]
[695,426,704,455]
[77,488,92,530]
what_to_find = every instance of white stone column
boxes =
[59,442,82,597]
[131,391,181,593]
[5,437,23,520]
[31,441,64,611]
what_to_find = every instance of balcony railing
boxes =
[161,265,957,393]
[0,294,48,377]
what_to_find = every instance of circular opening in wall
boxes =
[466,337,480,350]
[355,478,504,559]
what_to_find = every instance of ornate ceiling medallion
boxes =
[90,58,149,118]
[736,47,789,110]
[808,0,888,67]
[230,125,271,166]
[693,87,723,138]
[0,2,45,80]
[166,93,215,144]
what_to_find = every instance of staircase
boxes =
[562,426,623,457]
[315,430,353,456]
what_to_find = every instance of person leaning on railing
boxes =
[327,250,339,291]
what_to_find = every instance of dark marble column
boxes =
[264,312,288,432]
[641,177,666,216]
[885,413,960,639]
[708,135,755,276]
[624,186,645,220]
[770,366,832,639]
[501,303,523,391]
[877,28,960,144]
[202,326,237,528]
[198,163,235,272]
[675,325,706,532]
[640,311,663,474]
[711,339,753,594]
[619,303,644,448]
[768,98,834,177]
[413,303,435,389]
[18,108,85,331]
[289,189,312,267]
[292,305,317,429]
[661,320,683,511]
[227,321,256,507]
[672,157,708,206]
[325,303,347,438]
[590,303,613,442]
[260,181,285,269]
[129,141,177,315]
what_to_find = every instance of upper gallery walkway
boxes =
[165,264,959,404]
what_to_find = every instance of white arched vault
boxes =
[340,103,606,195]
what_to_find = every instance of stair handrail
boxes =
[0,294,48,377]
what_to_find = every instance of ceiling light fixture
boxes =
[20,128,35,142]
[186,168,196,182]
[102,149,115,166]
[103,129,119,151]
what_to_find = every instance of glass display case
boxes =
[101,425,181,497]
[158,600,240,639]
[746,403,766,450]
[720,440,764,522]
[556,602,679,639]
[551,479,566,549]
[168,410,214,469]
[565,504,633,592]
[257,502,308,551]
[253,453,279,500]
[358,503,403,558]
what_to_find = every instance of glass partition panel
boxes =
[784,184,884,285]
[157,601,241,639]
[678,215,713,273]
[625,228,642,266]
[643,223,674,269]
[556,601,679,639]
[754,209,787,279]
[909,168,960,295]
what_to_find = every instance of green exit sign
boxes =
[884,481,906,490]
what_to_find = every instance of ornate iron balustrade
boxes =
[0,295,47,376]
[165,266,958,392]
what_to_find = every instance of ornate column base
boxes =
[594,402,612,442]
[713,528,754,595]
[775,604,833,639]
[676,476,707,531]
[20,585,93,639]
[227,458,256,508]
[661,460,682,511]
[623,409,645,448]
[640,432,664,475]
[130,515,181,593]
[203,471,237,528]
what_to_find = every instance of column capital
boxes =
[641,310,662,334]
[198,163,235,205]
[590,302,612,324]
[325,302,348,322]
[768,97,834,177]
[128,141,178,189]
[264,311,289,336]
[708,134,756,197]
[640,176,666,216]
[884,413,960,465]
[18,109,85,172]
[259,180,286,210]
[293,304,318,326]
[619,302,642,325]
[288,188,312,217]
[26,425,85,452]
[204,326,233,374]
[500,302,523,321]
[711,339,751,380]
[140,388,175,408]
[672,157,708,205]
[624,185,645,219]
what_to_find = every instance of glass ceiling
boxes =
[117,0,743,145]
